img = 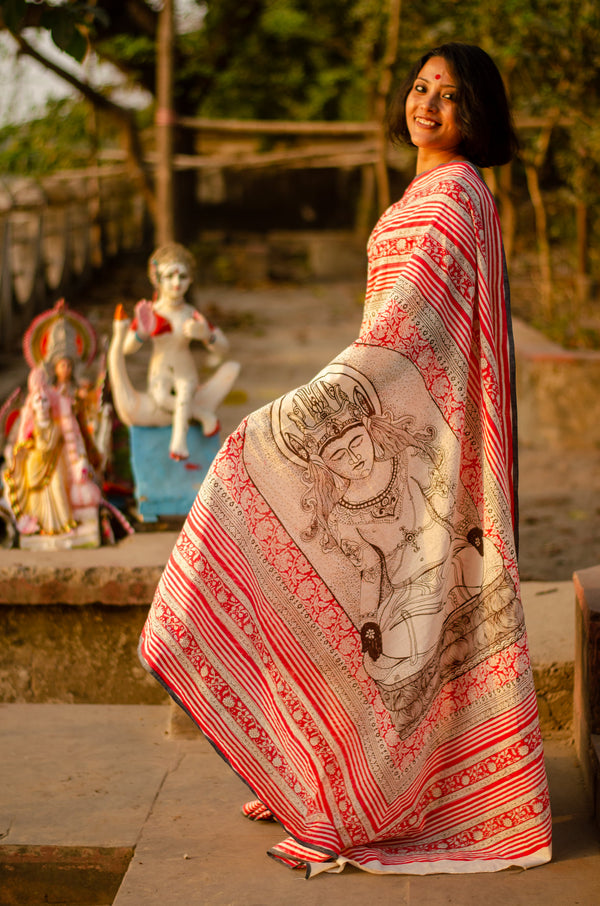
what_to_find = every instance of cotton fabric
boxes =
[140,161,552,876]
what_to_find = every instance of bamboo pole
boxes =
[176,116,380,136]
[155,0,175,245]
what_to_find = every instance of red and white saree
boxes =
[140,162,552,876]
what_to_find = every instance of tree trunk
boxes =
[523,123,554,317]
[524,164,552,317]
[155,0,175,246]
[372,0,402,214]
[499,163,516,266]
[575,198,589,305]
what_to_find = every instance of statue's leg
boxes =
[191,361,240,422]
[169,381,195,460]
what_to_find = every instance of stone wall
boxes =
[513,319,600,452]
[0,170,146,353]
[0,533,175,705]
[0,604,166,704]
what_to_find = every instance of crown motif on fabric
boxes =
[285,380,367,461]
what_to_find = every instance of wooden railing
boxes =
[0,165,146,352]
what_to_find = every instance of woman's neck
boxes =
[415,151,468,175]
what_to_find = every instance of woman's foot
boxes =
[242,799,275,822]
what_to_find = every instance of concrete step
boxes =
[1,704,598,906]
[0,522,577,733]
[113,731,600,906]
[0,705,176,906]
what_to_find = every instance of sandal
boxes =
[242,799,275,822]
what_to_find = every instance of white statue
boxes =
[108,243,240,460]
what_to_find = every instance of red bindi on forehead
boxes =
[435,74,441,80]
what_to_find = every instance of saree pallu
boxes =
[140,162,552,876]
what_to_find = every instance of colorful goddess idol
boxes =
[2,300,108,549]
[140,44,552,876]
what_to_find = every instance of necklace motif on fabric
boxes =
[339,457,399,515]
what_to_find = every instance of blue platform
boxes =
[129,424,221,522]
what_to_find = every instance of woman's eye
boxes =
[414,84,426,93]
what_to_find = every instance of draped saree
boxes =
[139,161,552,876]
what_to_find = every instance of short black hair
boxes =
[387,43,519,168]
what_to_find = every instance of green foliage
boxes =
[193,0,384,121]
[0,97,116,175]
[1,0,107,62]
[2,1,600,344]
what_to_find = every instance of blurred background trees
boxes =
[0,0,599,344]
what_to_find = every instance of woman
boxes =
[140,43,552,875]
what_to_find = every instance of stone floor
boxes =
[1,704,599,906]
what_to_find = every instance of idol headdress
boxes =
[272,364,380,467]
[22,298,97,381]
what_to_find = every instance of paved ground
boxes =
[0,577,596,905]
[1,704,599,906]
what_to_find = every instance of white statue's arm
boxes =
[206,325,229,356]
[183,312,230,356]
[123,300,157,355]
[183,312,211,342]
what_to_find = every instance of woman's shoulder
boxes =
[369,163,495,248]
[409,161,494,211]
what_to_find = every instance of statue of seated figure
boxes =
[109,243,240,461]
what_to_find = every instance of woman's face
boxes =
[320,425,375,481]
[158,262,191,303]
[405,55,464,171]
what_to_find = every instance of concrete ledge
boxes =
[574,565,600,813]
[0,532,179,605]
[521,582,574,732]
[0,534,577,724]
[0,533,180,704]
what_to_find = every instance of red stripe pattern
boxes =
[140,162,551,875]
